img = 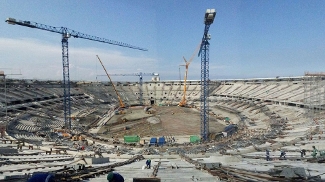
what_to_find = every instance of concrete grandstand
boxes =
[1,76,325,181]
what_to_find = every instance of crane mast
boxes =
[6,17,147,129]
[198,9,216,141]
[96,55,125,108]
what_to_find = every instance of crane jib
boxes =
[5,17,148,51]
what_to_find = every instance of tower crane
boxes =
[6,17,147,130]
[197,9,216,141]
[97,72,157,105]
[178,43,201,107]
[96,55,125,108]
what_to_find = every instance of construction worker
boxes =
[266,149,270,161]
[312,146,318,158]
[280,150,286,159]
[146,158,151,169]
[300,149,306,158]
[107,172,124,182]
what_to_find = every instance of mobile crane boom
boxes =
[179,43,201,107]
[96,55,125,108]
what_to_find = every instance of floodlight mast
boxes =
[198,9,216,141]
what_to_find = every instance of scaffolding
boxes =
[303,72,325,121]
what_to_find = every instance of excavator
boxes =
[96,55,125,108]
[178,43,201,107]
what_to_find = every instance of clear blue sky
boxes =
[0,0,325,81]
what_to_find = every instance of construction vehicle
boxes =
[71,135,86,141]
[54,128,71,138]
[96,55,125,108]
[178,43,201,107]
[56,132,71,138]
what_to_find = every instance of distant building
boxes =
[152,73,160,81]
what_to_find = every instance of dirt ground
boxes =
[98,106,226,138]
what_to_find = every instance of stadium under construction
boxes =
[1,7,325,182]
[1,73,325,181]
